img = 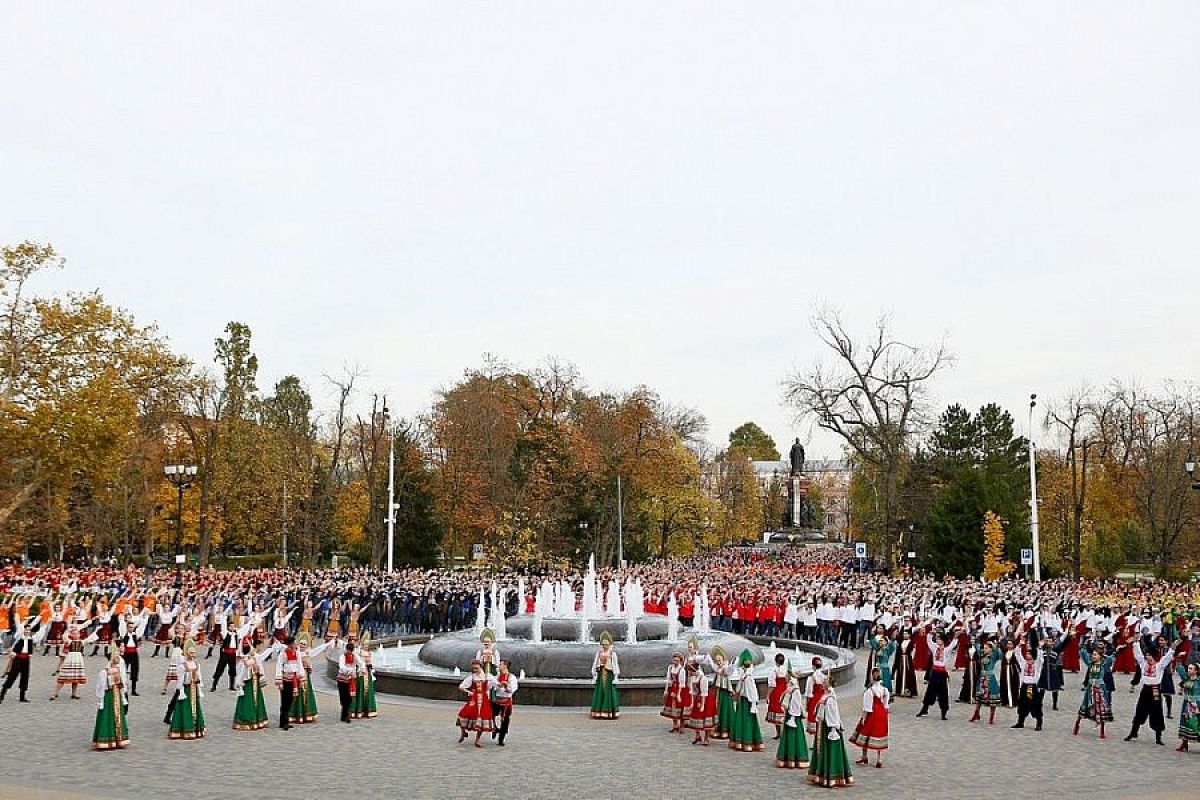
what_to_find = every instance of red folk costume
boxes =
[1113,623,1137,674]
[765,663,789,725]
[849,683,890,752]
[912,625,932,672]
[661,659,691,722]
[687,670,717,732]
[456,670,495,732]
[805,667,828,735]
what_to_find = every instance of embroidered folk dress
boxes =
[1176,665,1199,743]
[456,672,496,732]
[232,650,270,731]
[168,657,206,740]
[849,683,890,752]
[775,684,810,768]
[1078,647,1115,723]
[590,648,621,720]
[807,693,854,789]
[729,666,763,752]
[92,664,129,751]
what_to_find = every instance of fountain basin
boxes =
[333,625,856,706]
[419,623,762,679]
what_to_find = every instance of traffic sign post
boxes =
[854,542,867,573]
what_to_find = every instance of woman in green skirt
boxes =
[92,651,129,751]
[1176,662,1199,752]
[589,631,620,719]
[729,650,763,752]
[351,641,378,719]
[807,686,853,788]
[290,636,333,724]
[708,647,735,740]
[775,670,809,768]
[168,645,206,740]
[232,641,270,731]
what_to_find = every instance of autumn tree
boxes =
[728,422,780,460]
[784,310,950,567]
[1,243,186,556]
[981,510,1015,581]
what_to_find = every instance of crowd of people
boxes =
[0,546,1196,777]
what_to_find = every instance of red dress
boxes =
[912,628,932,672]
[849,689,889,751]
[765,668,788,724]
[660,665,692,720]
[456,675,495,731]
[1113,627,1136,674]
[1060,621,1086,672]
[805,675,826,734]
[686,675,717,730]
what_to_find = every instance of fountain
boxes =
[606,579,621,615]
[357,553,849,707]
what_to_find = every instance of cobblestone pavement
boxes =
[0,648,1194,800]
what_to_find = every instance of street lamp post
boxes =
[163,464,197,588]
[1027,394,1042,581]
[1186,458,1198,490]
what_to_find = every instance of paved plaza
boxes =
[0,650,1193,800]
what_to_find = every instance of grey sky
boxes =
[4,3,1198,455]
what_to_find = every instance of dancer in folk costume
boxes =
[43,600,67,657]
[968,639,1002,725]
[456,659,496,747]
[775,669,809,769]
[151,600,177,657]
[476,628,501,676]
[998,638,1020,708]
[916,627,959,720]
[117,609,148,697]
[351,634,379,720]
[1175,661,1199,752]
[160,635,184,723]
[707,646,736,740]
[491,659,518,745]
[589,631,620,720]
[685,661,716,745]
[1125,638,1177,745]
[92,650,130,751]
[1075,637,1116,738]
[807,686,853,788]
[765,652,789,738]
[729,649,763,752]
[958,635,981,704]
[288,633,332,724]
[275,636,304,731]
[892,628,918,698]
[850,667,891,768]
[168,644,206,740]
[1011,641,1045,730]
[50,622,88,701]
[334,638,365,724]
[867,628,897,694]
[232,639,272,731]
[805,656,828,734]
[661,650,691,733]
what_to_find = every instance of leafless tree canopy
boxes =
[783,309,951,564]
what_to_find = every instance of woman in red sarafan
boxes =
[765,652,789,738]
[850,667,891,769]
[456,659,495,748]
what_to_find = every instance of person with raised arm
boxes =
[1124,636,1177,745]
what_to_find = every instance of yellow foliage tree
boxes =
[981,510,1015,581]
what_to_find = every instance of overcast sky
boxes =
[3,3,1197,456]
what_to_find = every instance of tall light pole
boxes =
[384,400,396,573]
[1028,394,1042,581]
[616,475,624,568]
[163,464,197,588]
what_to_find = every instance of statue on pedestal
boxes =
[788,438,805,476]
